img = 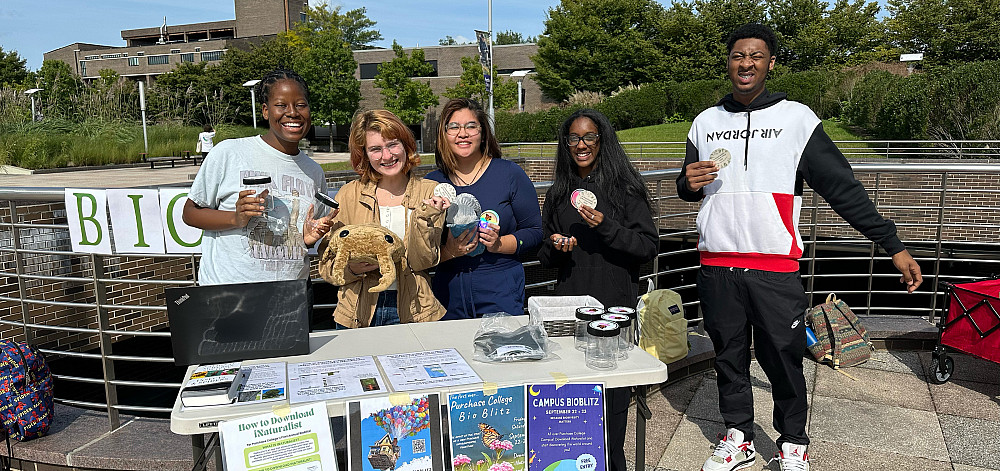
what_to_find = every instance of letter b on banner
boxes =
[65,189,113,254]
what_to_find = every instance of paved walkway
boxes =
[0,152,351,189]
[623,348,1000,471]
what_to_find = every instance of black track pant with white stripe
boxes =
[697,265,810,447]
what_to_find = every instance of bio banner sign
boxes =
[65,188,202,254]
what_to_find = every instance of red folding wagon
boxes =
[931,277,1000,384]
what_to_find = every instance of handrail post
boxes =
[929,173,948,323]
[806,191,819,306]
[652,179,663,290]
[9,200,33,344]
[91,253,121,430]
[866,173,881,314]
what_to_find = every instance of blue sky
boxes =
[0,0,565,71]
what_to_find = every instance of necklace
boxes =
[376,183,405,203]
[454,157,488,186]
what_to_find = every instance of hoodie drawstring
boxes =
[744,111,751,169]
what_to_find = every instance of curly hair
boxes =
[727,23,778,57]
[349,110,421,184]
[257,68,309,104]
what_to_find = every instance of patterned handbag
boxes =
[806,294,874,368]
[0,341,54,441]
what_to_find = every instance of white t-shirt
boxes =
[187,136,327,285]
[198,131,216,153]
[378,205,408,292]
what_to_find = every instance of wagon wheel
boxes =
[930,354,954,384]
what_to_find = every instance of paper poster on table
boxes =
[448,386,526,471]
[218,402,337,471]
[376,349,482,392]
[526,383,606,471]
[347,394,444,471]
[288,357,387,404]
[236,362,287,404]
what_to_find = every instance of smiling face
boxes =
[445,108,483,161]
[567,117,600,178]
[261,79,311,154]
[365,130,406,181]
[728,38,775,106]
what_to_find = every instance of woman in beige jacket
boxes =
[319,110,450,328]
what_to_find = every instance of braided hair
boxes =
[257,68,309,104]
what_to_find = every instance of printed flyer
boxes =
[447,386,526,471]
[218,402,338,471]
[347,394,444,471]
[526,383,606,471]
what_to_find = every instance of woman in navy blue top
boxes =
[426,98,542,319]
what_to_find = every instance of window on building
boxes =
[201,51,224,61]
[195,47,201,52]
[170,49,181,54]
[359,63,380,79]
[128,57,139,67]
[136,51,145,56]
[180,53,195,63]
[101,53,127,59]
[147,55,169,65]
[80,62,87,76]
[301,12,307,22]
[84,55,99,60]
[422,60,438,77]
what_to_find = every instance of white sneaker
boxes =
[772,442,809,471]
[701,428,756,471]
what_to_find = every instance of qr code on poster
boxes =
[411,438,426,454]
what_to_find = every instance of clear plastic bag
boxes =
[472,312,553,363]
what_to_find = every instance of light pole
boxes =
[24,88,43,122]
[510,71,530,112]
[138,82,148,154]
[243,79,261,129]
[487,0,494,130]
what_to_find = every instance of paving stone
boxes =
[809,396,948,461]
[807,438,952,471]
[855,349,926,377]
[656,415,777,471]
[953,464,1000,471]
[940,414,1000,469]
[929,379,1000,421]
[69,418,195,471]
[2,407,133,466]
[753,358,817,392]
[685,374,784,426]
[813,366,935,411]
[919,351,1000,384]
[623,375,703,466]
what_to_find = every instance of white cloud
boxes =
[395,455,433,471]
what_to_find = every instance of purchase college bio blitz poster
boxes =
[526,384,606,471]
[448,386,526,471]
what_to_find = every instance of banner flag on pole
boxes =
[475,29,493,91]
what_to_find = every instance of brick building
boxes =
[43,0,308,82]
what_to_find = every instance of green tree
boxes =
[289,6,361,147]
[373,42,439,124]
[660,3,726,81]
[495,30,536,45]
[0,47,29,87]
[884,0,1000,65]
[33,60,82,119]
[822,0,892,66]
[439,36,471,45]
[693,0,767,45]
[444,56,518,111]
[768,0,828,70]
[301,3,383,50]
[533,0,671,101]
[202,38,298,125]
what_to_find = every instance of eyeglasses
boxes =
[729,52,769,63]
[565,133,600,146]
[367,140,403,157]
[445,122,481,136]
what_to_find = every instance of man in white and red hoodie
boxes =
[677,23,923,471]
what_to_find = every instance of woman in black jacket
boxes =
[537,108,658,471]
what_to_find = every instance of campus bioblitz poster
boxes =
[447,386,526,471]
[347,394,444,471]
[526,383,606,471]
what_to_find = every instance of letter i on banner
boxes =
[107,189,166,254]
[158,188,202,253]
[64,189,113,254]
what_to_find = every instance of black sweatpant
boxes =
[697,266,810,447]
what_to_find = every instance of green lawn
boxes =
[617,119,865,143]
[320,153,436,172]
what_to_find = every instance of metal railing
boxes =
[502,140,1000,160]
[3,159,999,430]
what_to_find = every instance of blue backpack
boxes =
[0,341,54,441]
